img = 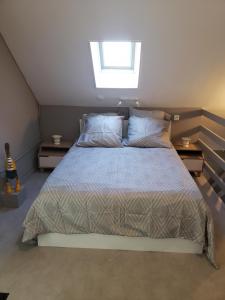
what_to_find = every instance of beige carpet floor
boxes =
[0,172,225,300]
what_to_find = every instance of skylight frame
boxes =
[99,41,135,70]
[90,41,142,89]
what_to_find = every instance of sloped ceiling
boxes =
[1,0,225,109]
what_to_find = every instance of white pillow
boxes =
[130,108,171,121]
[77,115,124,147]
[125,116,171,148]
[80,112,118,132]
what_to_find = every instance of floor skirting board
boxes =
[38,233,202,254]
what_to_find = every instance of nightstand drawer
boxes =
[182,158,203,172]
[38,140,73,170]
[39,156,63,168]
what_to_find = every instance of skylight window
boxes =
[90,41,141,88]
[100,42,134,69]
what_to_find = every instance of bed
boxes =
[22,145,216,267]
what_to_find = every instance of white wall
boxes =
[0,34,40,179]
[1,0,225,109]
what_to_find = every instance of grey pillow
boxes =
[77,115,123,147]
[130,108,171,121]
[125,116,171,148]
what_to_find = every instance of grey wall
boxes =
[40,105,202,143]
[0,34,40,182]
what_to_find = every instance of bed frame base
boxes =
[38,233,202,254]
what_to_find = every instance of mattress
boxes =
[22,145,216,266]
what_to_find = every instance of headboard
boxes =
[40,105,202,143]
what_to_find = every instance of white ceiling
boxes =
[1,0,225,109]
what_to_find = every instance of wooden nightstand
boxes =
[38,141,73,170]
[174,142,203,177]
